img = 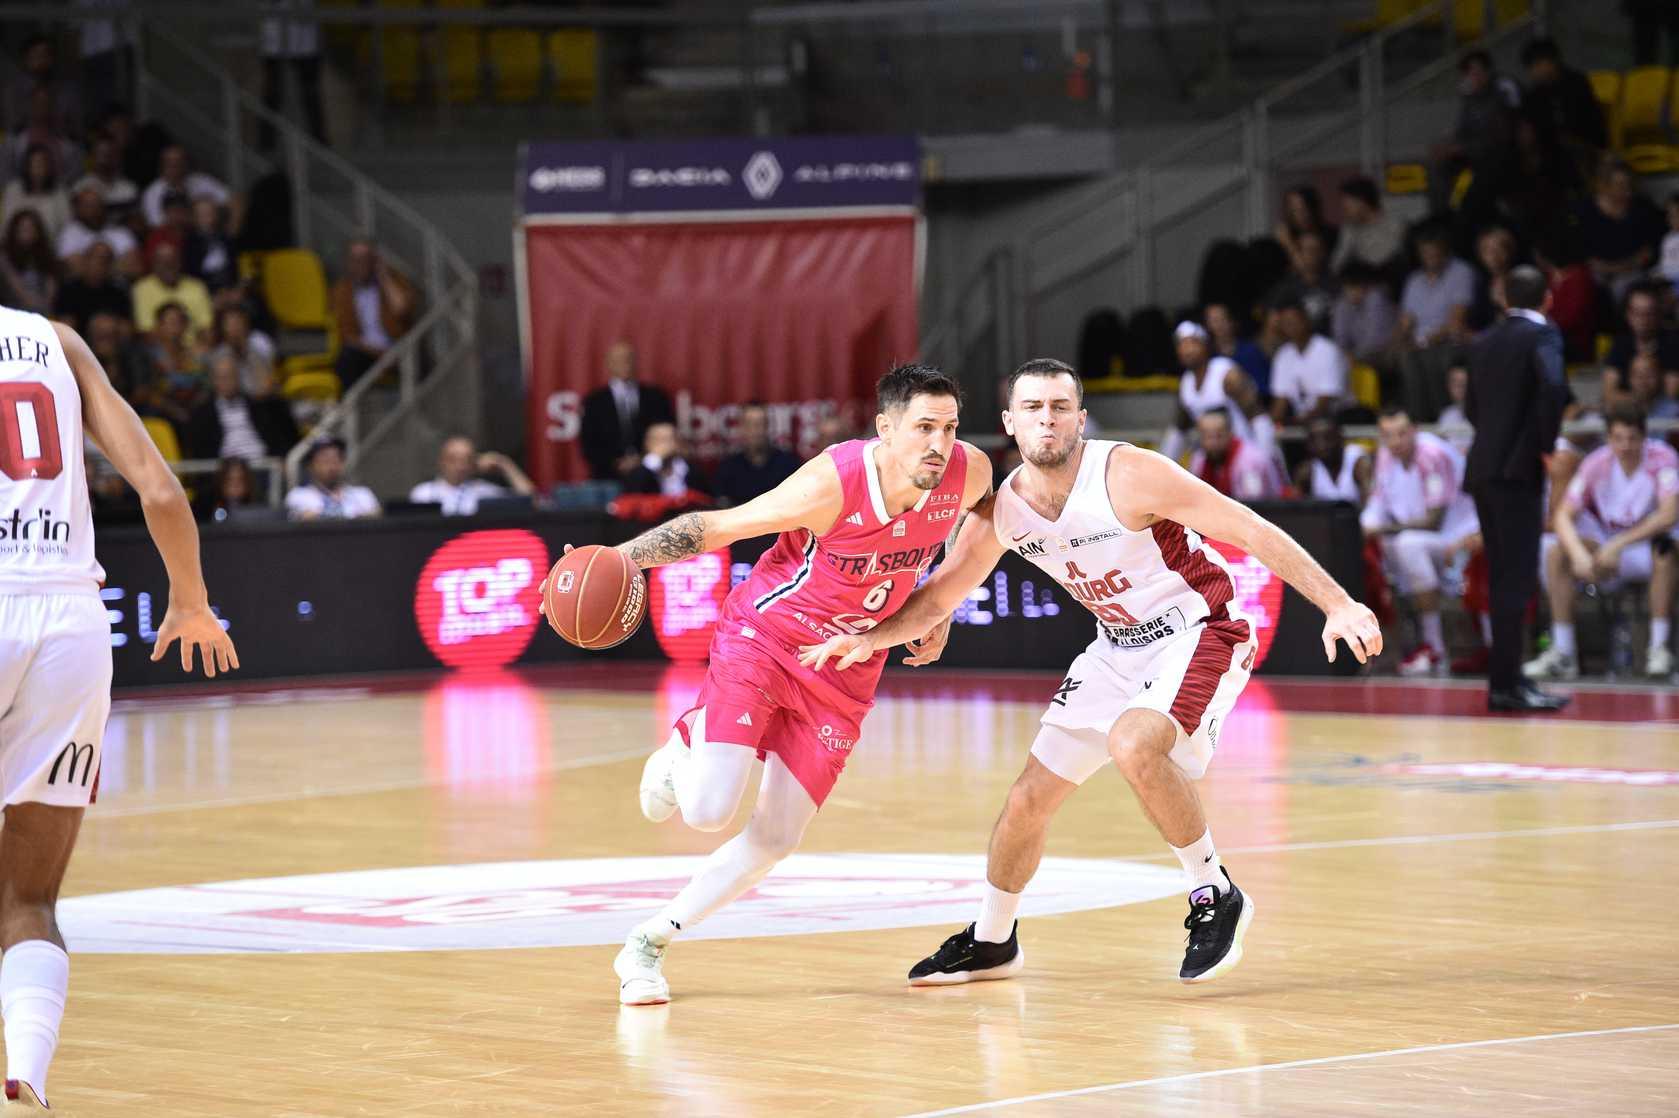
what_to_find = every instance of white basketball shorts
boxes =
[1031,617,1257,784]
[0,594,110,808]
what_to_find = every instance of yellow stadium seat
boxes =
[489,29,543,103]
[1452,0,1526,40]
[440,27,482,103]
[380,28,423,104]
[143,417,181,463]
[1619,66,1671,148]
[549,29,598,104]
[1385,163,1428,195]
[260,249,331,332]
[1591,70,1623,149]
[282,369,344,403]
[1351,363,1382,411]
[1343,0,1429,35]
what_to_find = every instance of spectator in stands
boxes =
[184,198,238,294]
[1534,230,1599,363]
[1274,186,1337,275]
[1204,301,1277,394]
[2,143,70,242]
[80,9,138,122]
[142,190,192,271]
[1431,50,1519,233]
[1603,283,1679,409]
[286,437,381,520]
[1527,404,1678,680]
[141,144,231,229]
[1659,194,1679,296]
[1330,261,1398,368]
[410,436,535,515]
[87,449,142,524]
[7,89,79,186]
[1467,225,1519,333]
[260,1,326,147]
[1395,223,1476,420]
[1520,37,1606,183]
[1161,320,1269,461]
[143,302,208,431]
[1331,175,1407,282]
[207,304,277,396]
[53,240,128,330]
[814,412,853,454]
[5,35,81,138]
[1502,111,1574,243]
[197,457,267,524]
[623,422,707,499]
[133,242,213,337]
[1362,406,1482,676]
[1293,415,1371,503]
[1579,159,1664,307]
[57,182,141,278]
[330,238,416,389]
[186,352,298,463]
[579,340,676,480]
[1437,363,1475,455]
[1280,229,1336,333]
[1658,369,1679,423]
[98,106,148,188]
[85,312,147,403]
[77,132,138,219]
[0,210,57,315]
[1189,407,1283,501]
[1269,297,1350,426]
[714,402,800,507]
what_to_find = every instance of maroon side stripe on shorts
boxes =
[1150,519,1235,617]
[1168,619,1252,736]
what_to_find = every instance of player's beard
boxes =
[910,464,944,490]
[1021,433,1077,468]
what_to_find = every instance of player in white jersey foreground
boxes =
[0,307,238,1110]
[802,359,1382,986]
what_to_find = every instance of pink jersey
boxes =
[732,438,969,676]
[1564,439,1679,532]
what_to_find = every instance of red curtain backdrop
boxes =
[524,215,918,486]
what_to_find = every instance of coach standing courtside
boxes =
[1465,266,1572,712]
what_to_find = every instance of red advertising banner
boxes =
[521,215,918,486]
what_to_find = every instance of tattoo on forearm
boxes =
[620,512,706,569]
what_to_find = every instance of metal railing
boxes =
[928,0,1545,365]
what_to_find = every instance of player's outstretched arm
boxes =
[615,453,844,569]
[799,492,1007,671]
[57,322,238,677]
[1110,445,1383,665]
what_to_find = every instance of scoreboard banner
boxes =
[96,504,1361,688]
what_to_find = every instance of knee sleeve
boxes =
[676,715,755,832]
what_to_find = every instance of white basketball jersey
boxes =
[1179,356,1257,445]
[1309,444,1366,502]
[0,306,101,596]
[992,440,1242,650]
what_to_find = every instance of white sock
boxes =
[1552,622,1577,658]
[1170,828,1225,894]
[1478,612,1493,645]
[1419,612,1445,656]
[1,941,67,1105]
[974,883,1022,943]
[635,914,682,947]
[1652,618,1672,651]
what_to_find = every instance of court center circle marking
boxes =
[58,853,1186,955]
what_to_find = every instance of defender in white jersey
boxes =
[802,360,1381,986]
[0,306,237,1110]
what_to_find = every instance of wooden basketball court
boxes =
[42,665,1679,1115]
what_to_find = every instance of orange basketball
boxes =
[544,546,647,650]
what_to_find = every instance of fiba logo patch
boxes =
[743,151,783,200]
[554,570,575,594]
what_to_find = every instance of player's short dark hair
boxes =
[1378,404,1411,423]
[1339,175,1381,210]
[1413,220,1452,249]
[1520,37,1561,67]
[876,363,962,417]
[1005,357,1083,406]
[1504,265,1549,310]
[1606,402,1648,434]
[1337,260,1382,286]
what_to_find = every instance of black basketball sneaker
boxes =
[907,922,1025,986]
[1179,868,1255,983]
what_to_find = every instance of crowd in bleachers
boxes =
[1074,37,1678,678]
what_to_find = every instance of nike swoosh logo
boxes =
[1011,532,1032,542]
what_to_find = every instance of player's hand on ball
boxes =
[799,633,877,672]
[1322,600,1382,664]
[151,602,240,678]
[902,616,952,667]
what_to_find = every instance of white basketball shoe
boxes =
[615,931,672,1006]
[1648,645,1674,679]
[3,1080,46,1110]
[638,739,685,823]
[1523,646,1579,681]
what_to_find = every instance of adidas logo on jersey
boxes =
[736,712,753,727]
[846,512,864,527]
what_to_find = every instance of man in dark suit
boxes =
[1465,265,1572,712]
[579,341,676,481]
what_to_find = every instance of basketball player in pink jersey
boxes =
[590,365,992,1005]
[802,359,1382,987]
[0,307,237,1109]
